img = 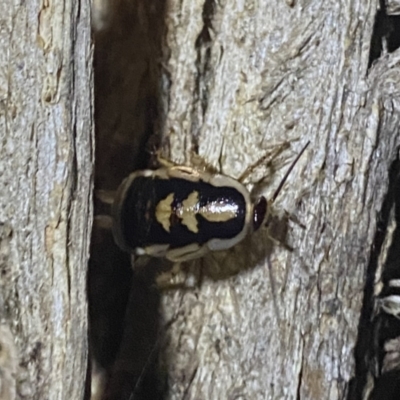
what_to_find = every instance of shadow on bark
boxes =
[89,1,167,399]
[348,155,400,400]
[368,0,400,69]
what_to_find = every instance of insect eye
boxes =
[253,197,267,231]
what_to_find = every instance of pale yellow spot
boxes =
[175,191,238,233]
[181,214,198,233]
[199,201,238,222]
[177,191,200,233]
[155,193,174,232]
[182,191,199,209]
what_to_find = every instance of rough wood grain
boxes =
[91,1,400,400]
[0,0,93,398]
[157,1,400,400]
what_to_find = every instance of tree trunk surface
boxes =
[156,1,400,400]
[94,1,400,400]
[0,0,93,398]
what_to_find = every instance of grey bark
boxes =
[157,1,400,400]
[92,0,400,400]
[0,0,93,398]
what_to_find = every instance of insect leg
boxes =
[238,141,290,183]
[166,243,210,262]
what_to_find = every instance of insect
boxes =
[111,142,310,262]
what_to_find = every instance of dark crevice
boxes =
[101,264,162,400]
[370,370,400,399]
[348,155,400,400]
[368,1,400,69]
[192,0,215,153]
[90,1,167,399]
[296,354,303,400]
[369,153,400,399]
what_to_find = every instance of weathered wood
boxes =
[158,1,400,399]
[92,1,400,399]
[0,0,93,398]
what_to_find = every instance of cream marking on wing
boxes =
[155,193,174,232]
[199,200,238,222]
[177,191,200,233]
[176,191,238,233]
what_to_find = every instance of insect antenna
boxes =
[271,141,310,203]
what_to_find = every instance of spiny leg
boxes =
[93,190,116,231]
[166,243,210,262]
[238,141,291,184]
[155,262,185,289]
[283,209,306,229]
[155,260,203,290]
[189,151,220,174]
[154,149,181,169]
[93,215,113,230]
[265,213,294,252]
[155,244,209,289]
[95,189,116,205]
[266,230,294,252]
